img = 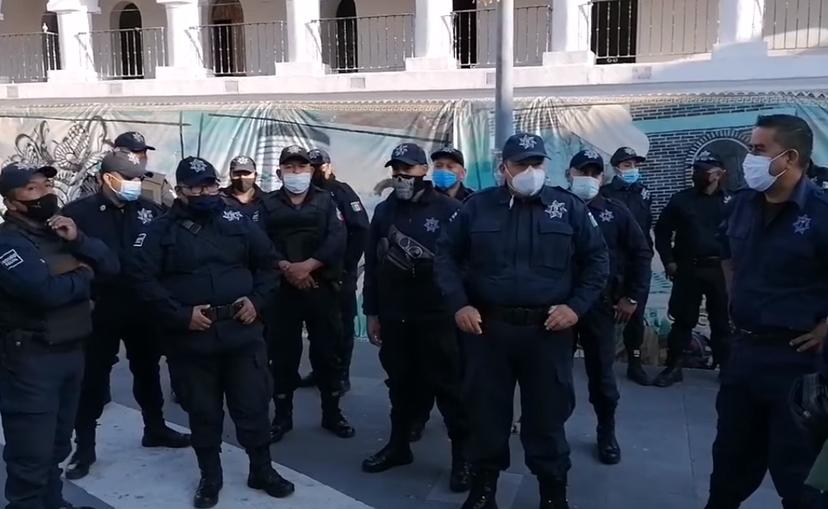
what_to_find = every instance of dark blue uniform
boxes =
[708,176,828,508]
[0,214,118,509]
[577,195,651,420]
[435,185,609,480]
[601,175,653,361]
[220,185,267,224]
[61,193,170,453]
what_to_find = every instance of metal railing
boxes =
[451,6,553,68]
[81,27,166,80]
[192,21,287,77]
[590,0,718,64]
[0,29,60,83]
[764,0,828,51]
[316,14,415,73]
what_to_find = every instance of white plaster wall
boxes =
[0,0,50,35]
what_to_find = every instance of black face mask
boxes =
[693,172,713,189]
[391,175,426,201]
[187,195,224,215]
[18,194,59,223]
[231,178,254,193]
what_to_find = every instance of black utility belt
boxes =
[737,328,808,343]
[3,330,81,352]
[481,305,549,326]
[681,257,721,268]
[202,303,242,322]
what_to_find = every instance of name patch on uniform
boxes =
[133,233,147,248]
[0,249,24,270]
[350,201,362,212]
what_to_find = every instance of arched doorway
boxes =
[209,0,245,76]
[335,0,357,72]
[693,138,749,191]
[117,3,143,78]
[41,11,60,74]
[453,0,476,67]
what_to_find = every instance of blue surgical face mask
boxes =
[115,179,142,202]
[432,169,458,190]
[570,176,601,201]
[619,168,640,184]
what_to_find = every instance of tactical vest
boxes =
[0,222,92,346]
[142,174,176,208]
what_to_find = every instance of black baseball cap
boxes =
[385,143,427,167]
[114,131,155,152]
[431,145,465,166]
[0,162,57,197]
[308,148,331,166]
[502,133,549,163]
[100,148,151,179]
[175,156,218,187]
[279,145,311,165]
[569,149,605,171]
[691,151,724,171]
[230,155,257,173]
[610,146,646,167]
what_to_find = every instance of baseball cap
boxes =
[175,157,218,187]
[0,162,57,197]
[279,145,311,165]
[230,155,257,173]
[569,149,605,171]
[308,148,331,166]
[385,143,428,167]
[691,150,724,171]
[431,145,465,166]
[100,148,150,179]
[610,146,646,167]
[114,131,155,152]
[502,133,549,163]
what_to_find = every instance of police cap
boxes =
[0,162,57,197]
[279,145,311,165]
[502,133,549,163]
[114,131,155,152]
[308,148,331,166]
[430,145,465,166]
[176,156,218,187]
[610,146,646,167]
[100,148,150,179]
[230,155,257,173]
[385,143,427,167]
[569,149,605,172]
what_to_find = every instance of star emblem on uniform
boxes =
[126,152,140,165]
[584,149,600,159]
[424,217,440,232]
[393,145,408,157]
[137,208,154,225]
[793,214,812,234]
[545,200,567,219]
[287,145,302,154]
[518,135,537,150]
[641,188,651,200]
[599,209,614,222]
[624,147,636,155]
[190,159,207,173]
[222,210,243,222]
[132,132,145,143]
[723,194,733,205]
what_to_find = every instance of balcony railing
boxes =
[590,0,718,64]
[191,21,287,77]
[0,30,60,83]
[80,27,166,80]
[316,14,415,73]
[451,6,553,68]
[764,0,828,51]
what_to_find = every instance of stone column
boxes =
[46,0,99,82]
[155,0,208,79]
[544,0,594,66]
[275,0,327,76]
[405,0,457,71]
[713,0,768,59]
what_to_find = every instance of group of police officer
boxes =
[0,112,826,509]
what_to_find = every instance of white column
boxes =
[275,0,327,76]
[0,0,5,21]
[155,0,208,79]
[405,0,456,71]
[713,0,768,58]
[544,0,594,66]
[46,0,99,82]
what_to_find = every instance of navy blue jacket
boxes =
[220,185,267,224]
[601,176,653,249]
[719,176,828,334]
[435,185,609,317]
[655,187,731,266]
[588,195,652,302]
[125,202,279,355]
[437,183,475,202]
[319,178,369,275]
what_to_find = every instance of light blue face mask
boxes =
[619,168,640,184]
[432,169,458,190]
[115,178,142,202]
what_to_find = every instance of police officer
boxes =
[652,152,732,388]
[260,145,355,443]
[0,162,119,509]
[220,155,266,224]
[707,114,828,508]
[808,159,828,190]
[361,143,470,492]
[61,150,190,481]
[436,134,609,509]
[600,146,652,385]
[113,131,176,208]
[431,145,474,201]
[126,157,294,508]
[568,149,652,465]
[297,148,369,392]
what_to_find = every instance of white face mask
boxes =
[570,175,601,201]
[282,172,312,194]
[742,152,788,192]
[508,166,546,197]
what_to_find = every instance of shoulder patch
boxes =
[350,201,362,212]
[0,249,24,270]
[133,233,147,248]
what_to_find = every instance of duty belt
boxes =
[202,303,241,322]
[483,305,548,326]
[737,328,807,343]
[685,256,721,268]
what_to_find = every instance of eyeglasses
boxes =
[180,183,219,195]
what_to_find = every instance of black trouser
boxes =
[268,283,343,413]
[168,342,271,451]
[74,310,165,437]
[707,335,827,509]
[667,263,731,367]
[0,339,84,509]
[378,317,468,443]
[573,298,619,421]
[623,291,648,357]
[463,318,574,479]
[338,273,358,380]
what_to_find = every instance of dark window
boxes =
[335,0,358,72]
[118,4,143,78]
[453,0,477,68]
[591,0,638,64]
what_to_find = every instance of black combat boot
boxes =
[65,427,96,481]
[539,476,570,509]
[247,446,295,498]
[626,351,650,386]
[142,417,191,448]
[321,394,356,439]
[193,448,223,509]
[596,415,621,465]
[449,440,471,492]
[461,469,499,509]
[362,426,413,473]
[270,395,294,443]
[653,354,684,388]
